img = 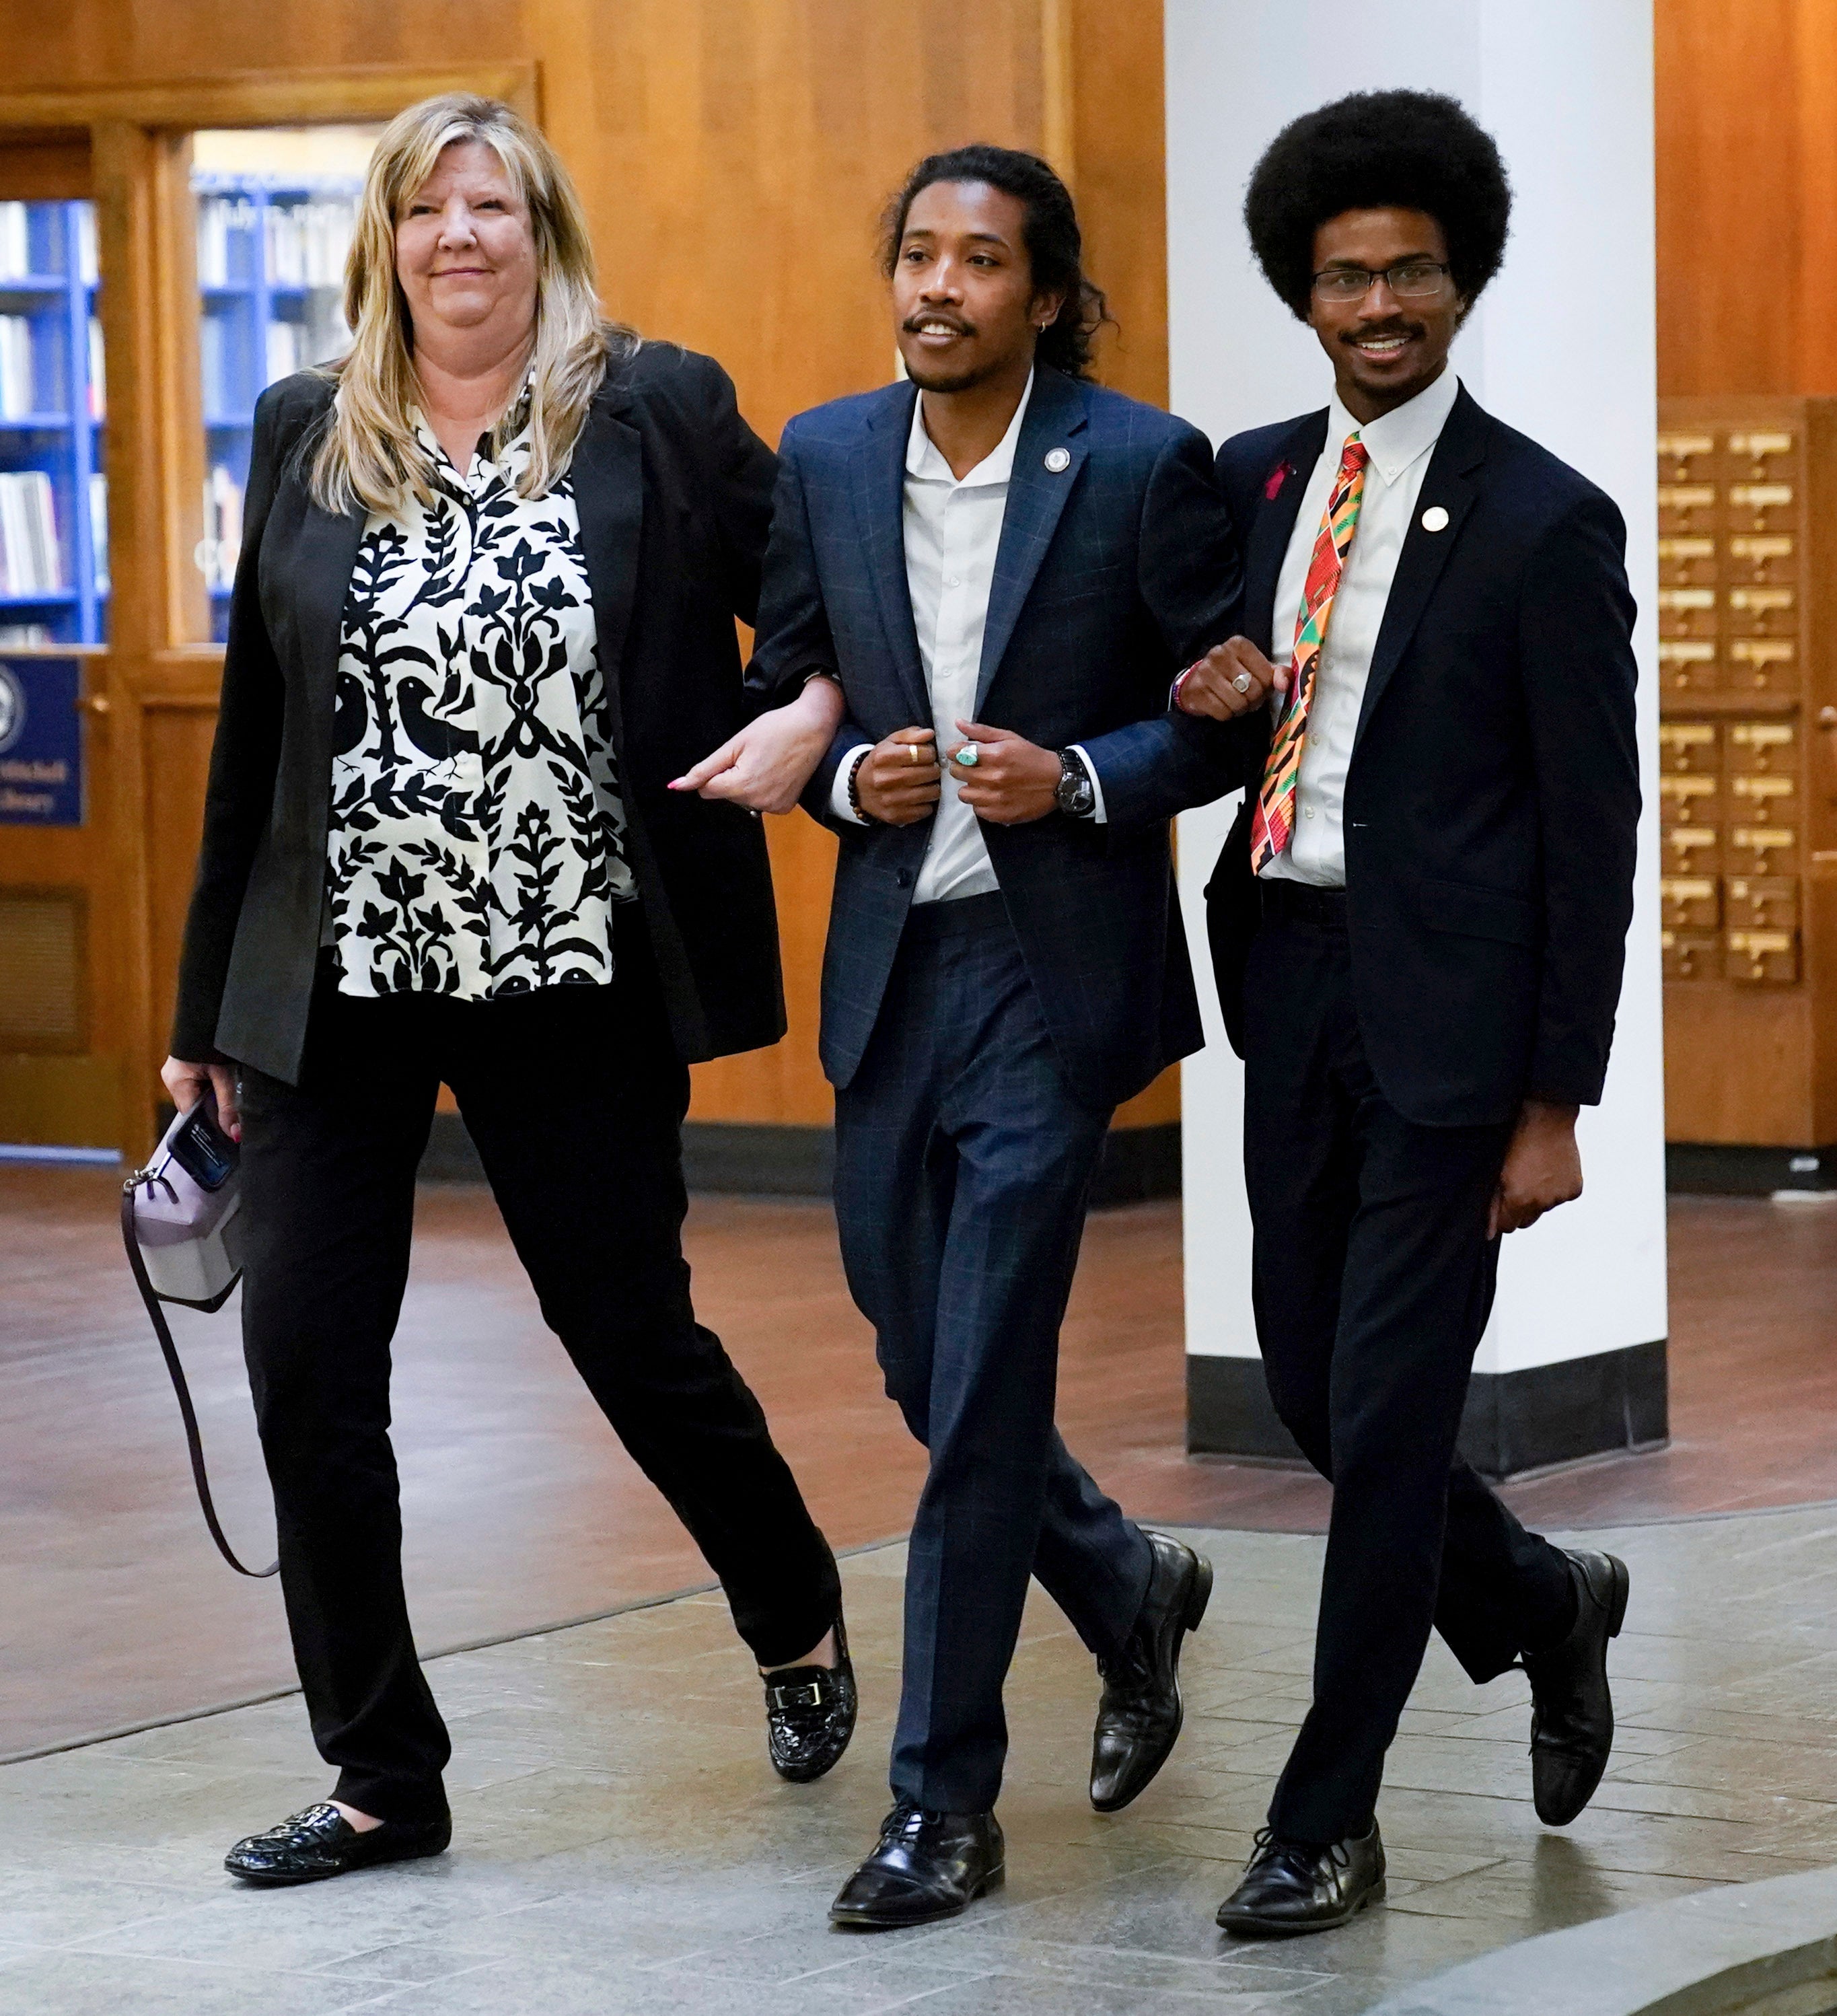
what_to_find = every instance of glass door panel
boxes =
[192,127,380,640]
[0,200,106,645]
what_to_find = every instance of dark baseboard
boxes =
[681,1122,834,1196]
[1667,1142,1837,1196]
[420,1113,1181,1206]
[419,1111,487,1183]
[1089,1122,1182,1207]
[1186,1338,1669,1483]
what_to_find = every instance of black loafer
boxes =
[224,1802,451,1886]
[1089,1529,1214,1812]
[830,1803,1005,1929]
[1523,1548,1630,1826]
[765,1612,859,1783]
[1216,1824,1385,1937]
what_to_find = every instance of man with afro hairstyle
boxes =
[1178,90,1640,1937]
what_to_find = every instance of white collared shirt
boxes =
[830,371,1104,899]
[1260,365,1461,888]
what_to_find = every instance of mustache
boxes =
[903,312,976,337]
[1340,320,1422,345]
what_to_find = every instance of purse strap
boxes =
[119,1177,279,1579]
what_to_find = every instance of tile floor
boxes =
[11,1163,1837,1762]
[4,1506,1834,2014]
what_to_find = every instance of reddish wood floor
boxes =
[1,1167,1832,1757]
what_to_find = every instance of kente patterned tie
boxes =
[1249,435,1370,873]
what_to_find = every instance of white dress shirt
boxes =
[830,372,1104,901]
[1260,365,1461,888]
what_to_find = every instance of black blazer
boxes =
[172,344,787,1083]
[748,365,1248,1110]
[1207,384,1641,1128]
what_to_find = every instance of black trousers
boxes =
[1242,905,1574,1845]
[236,935,840,1824]
[833,895,1153,1813]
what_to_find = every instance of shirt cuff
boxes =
[830,743,874,825]
[1067,744,1108,824]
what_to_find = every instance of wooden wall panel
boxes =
[1794,0,1837,396]
[535,0,1051,449]
[0,133,91,197]
[1655,0,1797,396]
[0,4,526,88]
[0,668,121,1147]
[139,700,219,1076]
[1657,0,1837,398]
[1069,0,1167,411]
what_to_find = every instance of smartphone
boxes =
[168,1091,240,1192]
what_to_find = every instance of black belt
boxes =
[1259,878,1349,930]
[900,890,1009,943]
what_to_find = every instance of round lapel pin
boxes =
[1420,505,1450,532]
[1044,447,1071,473]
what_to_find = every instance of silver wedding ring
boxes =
[1233,672,1253,694]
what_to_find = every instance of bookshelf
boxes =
[0,200,106,648]
[194,169,359,641]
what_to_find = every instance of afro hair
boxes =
[1244,89,1511,320]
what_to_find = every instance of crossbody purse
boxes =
[120,1089,277,1577]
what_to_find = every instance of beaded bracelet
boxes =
[844,748,875,824]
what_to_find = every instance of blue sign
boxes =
[0,656,83,825]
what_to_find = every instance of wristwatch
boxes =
[1054,748,1097,820]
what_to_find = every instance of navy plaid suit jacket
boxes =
[748,365,1250,1108]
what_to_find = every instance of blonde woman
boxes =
[164,94,855,1886]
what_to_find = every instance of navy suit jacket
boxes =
[1206,384,1641,1127]
[749,365,1247,1109]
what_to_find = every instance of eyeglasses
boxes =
[1311,261,1452,303]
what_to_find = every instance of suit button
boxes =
[896,870,912,888]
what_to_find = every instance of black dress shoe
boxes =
[764,1612,858,1783]
[1216,1824,1385,1937]
[1523,1547,1630,1826]
[1089,1529,1214,1812]
[830,1803,1005,1929]
[224,1802,451,1886]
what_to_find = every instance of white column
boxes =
[1167,1,1667,1435]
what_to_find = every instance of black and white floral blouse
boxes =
[324,400,635,999]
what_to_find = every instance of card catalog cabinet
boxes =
[1657,396,1837,1150]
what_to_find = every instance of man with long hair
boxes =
[715,143,1265,1925]
[1180,92,1640,1936]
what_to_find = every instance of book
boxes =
[87,317,104,422]
[0,203,29,282]
[0,316,35,419]
[0,470,63,597]
[199,314,227,417]
[264,318,301,387]
[195,196,255,289]
[201,464,243,594]
[266,199,355,290]
[89,474,108,597]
